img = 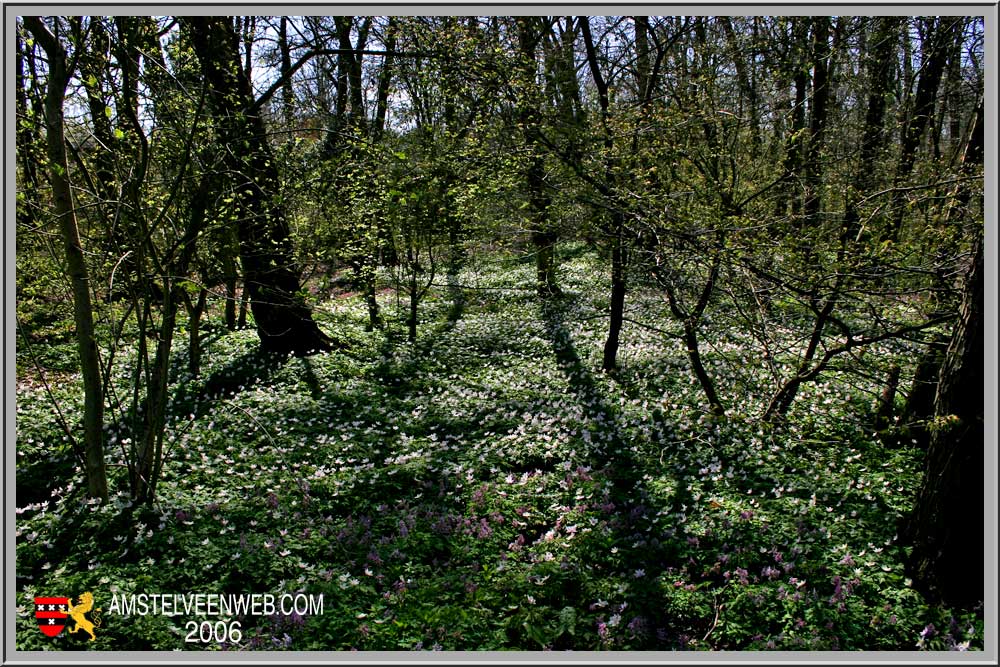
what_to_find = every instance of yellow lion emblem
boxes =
[67,592,102,641]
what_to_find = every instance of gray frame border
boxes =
[4,2,996,664]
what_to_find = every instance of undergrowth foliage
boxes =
[15,248,982,651]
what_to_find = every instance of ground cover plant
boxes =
[14,248,984,651]
[14,14,985,655]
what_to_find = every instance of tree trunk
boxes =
[720,18,760,155]
[238,286,250,329]
[24,17,109,501]
[905,231,983,608]
[900,333,950,449]
[15,28,43,232]
[223,256,238,331]
[373,18,397,143]
[184,287,209,377]
[184,17,333,357]
[683,321,725,417]
[365,279,382,332]
[763,296,836,421]
[278,16,295,127]
[874,363,901,440]
[889,18,953,241]
[948,97,984,223]
[408,262,419,344]
[843,17,899,244]
[533,230,560,298]
[133,289,176,503]
[602,231,625,373]
[776,18,810,220]
[582,17,627,374]
[802,17,831,237]
[515,17,561,298]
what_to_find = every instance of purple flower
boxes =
[829,575,844,604]
[627,616,647,637]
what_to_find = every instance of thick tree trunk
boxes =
[184,17,333,356]
[905,231,983,608]
[24,17,109,501]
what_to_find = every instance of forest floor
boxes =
[14,245,984,651]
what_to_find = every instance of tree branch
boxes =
[247,47,429,115]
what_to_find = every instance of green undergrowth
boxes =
[15,246,983,652]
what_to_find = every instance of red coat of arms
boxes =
[34,596,69,637]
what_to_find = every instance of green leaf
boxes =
[104,105,113,119]
[558,606,576,636]
[114,128,125,140]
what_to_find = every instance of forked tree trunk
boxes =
[24,17,109,501]
[184,17,333,356]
